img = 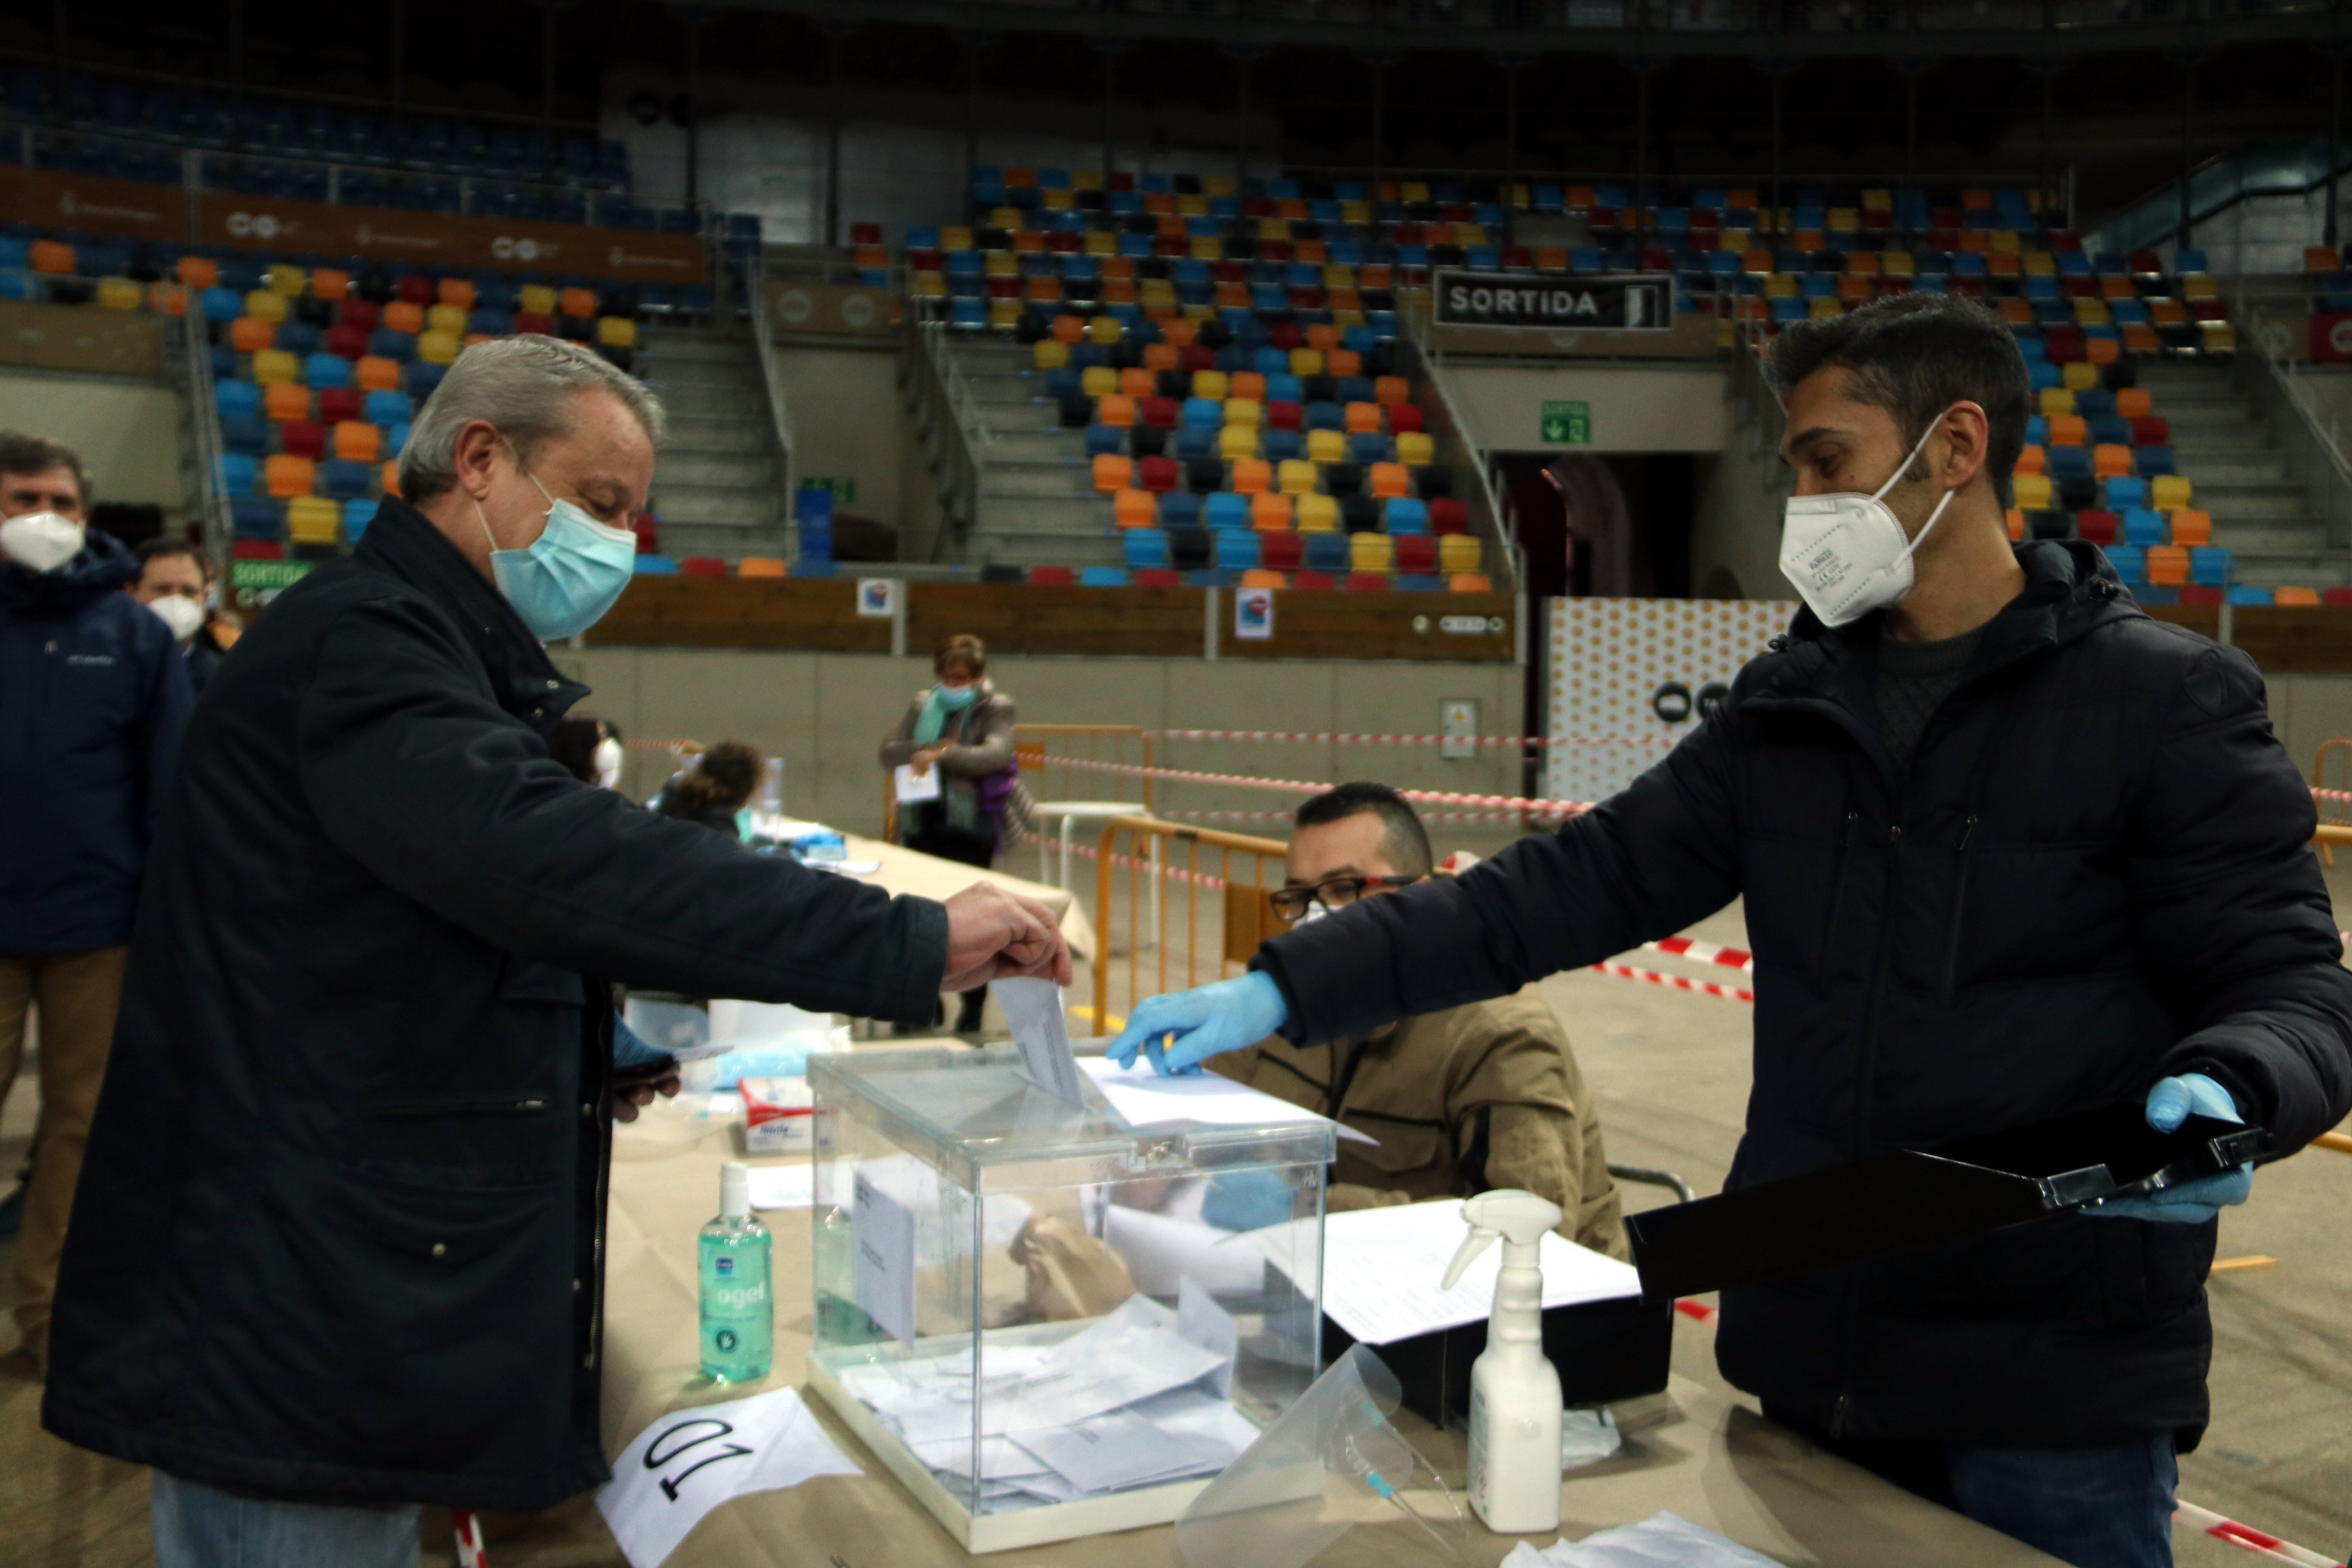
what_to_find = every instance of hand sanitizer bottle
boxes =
[1441,1188,1565,1533]
[699,1161,773,1382]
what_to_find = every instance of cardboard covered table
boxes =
[600,1078,2065,1568]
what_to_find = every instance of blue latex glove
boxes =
[1201,1167,1296,1232]
[2086,1072,2253,1223]
[1107,972,1289,1076]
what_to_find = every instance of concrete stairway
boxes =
[2136,360,2349,590]
[945,336,1123,571]
[636,322,788,560]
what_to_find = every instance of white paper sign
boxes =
[1177,1275,1239,1399]
[1304,1199,1642,1346]
[995,976,1086,1105]
[892,763,941,804]
[596,1387,862,1568]
[746,1165,813,1210]
[1078,1056,1376,1145]
[1234,584,1275,640]
[852,1170,917,1344]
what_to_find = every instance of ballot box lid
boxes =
[1625,1104,2267,1300]
[810,1046,1336,1193]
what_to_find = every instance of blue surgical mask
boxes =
[935,683,979,710]
[474,451,638,641]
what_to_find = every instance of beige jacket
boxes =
[1210,986,1627,1260]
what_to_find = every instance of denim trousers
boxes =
[1774,1410,2180,1568]
[152,1469,422,1568]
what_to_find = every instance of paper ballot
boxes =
[1499,1512,1788,1568]
[1300,1199,1643,1346]
[994,977,1087,1106]
[1078,1056,1376,1145]
[745,1165,813,1211]
[892,763,941,804]
[597,1387,861,1568]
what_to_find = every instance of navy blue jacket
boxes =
[0,530,193,952]
[1256,541,2352,1448]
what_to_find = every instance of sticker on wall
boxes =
[856,578,897,618]
[1234,585,1275,640]
[1545,598,1794,807]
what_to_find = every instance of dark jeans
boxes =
[1772,1407,2179,1568]
[902,808,997,1032]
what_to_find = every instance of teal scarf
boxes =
[913,683,979,745]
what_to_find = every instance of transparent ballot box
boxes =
[805,1047,1330,1553]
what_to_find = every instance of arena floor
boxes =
[2,869,2347,1567]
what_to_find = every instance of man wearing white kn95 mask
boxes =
[1109,293,2352,1568]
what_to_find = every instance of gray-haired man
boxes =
[43,336,1070,1567]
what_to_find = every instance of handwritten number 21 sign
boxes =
[597,1387,862,1567]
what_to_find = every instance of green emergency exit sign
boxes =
[1540,401,1591,444]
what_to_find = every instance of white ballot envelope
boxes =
[994,977,1086,1106]
[894,764,942,804]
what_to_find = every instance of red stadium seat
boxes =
[278,419,326,459]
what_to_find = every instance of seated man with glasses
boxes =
[1215,782,1626,1257]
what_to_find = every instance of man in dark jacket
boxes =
[127,537,231,691]
[1112,296,2352,1568]
[42,336,1067,1568]
[0,431,192,1368]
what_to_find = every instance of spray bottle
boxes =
[699,1161,774,1382]
[1440,1189,1564,1534]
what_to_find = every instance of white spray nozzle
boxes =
[1439,1189,1563,1290]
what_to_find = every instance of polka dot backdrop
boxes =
[1545,598,1796,805]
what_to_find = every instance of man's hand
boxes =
[2087,1072,2254,1223]
[614,1072,681,1123]
[941,881,1072,992]
[1106,972,1289,1076]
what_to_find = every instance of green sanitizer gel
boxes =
[699,1160,774,1382]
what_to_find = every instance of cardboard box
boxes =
[741,1076,814,1153]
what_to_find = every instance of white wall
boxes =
[0,370,186,516]
[1443,363,1727,456]
[772,341,927,537]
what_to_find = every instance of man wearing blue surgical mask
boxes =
[44,335,1072,1568]
[1108,294,2352,1568]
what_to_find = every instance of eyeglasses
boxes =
[1268,874,1421,921]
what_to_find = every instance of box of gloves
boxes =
[739,1076,815,1153]
[804,1046,1334,1553]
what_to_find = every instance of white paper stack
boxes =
[834,1291,1261,1513]
[1499,1512,1788,1567]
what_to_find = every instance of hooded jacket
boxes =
[45,497,948,1509]
[0,528,193,952]
[1254,541,2352,1447]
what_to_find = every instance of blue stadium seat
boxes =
[1084,424,1122,456]
[1215,531,1260,570]
[2192,547,2234,586]
[2103,476,2148,510]
[343,498,379,538]
[218,415,268,456]
[2121,508,2167,547]
[214,379,262,420]
[1385,497,1429,532]
[363,389,411,426]
[320,459,373,500]
[1123,528,1168,569]
[215,452,257,495]
[230,495,283,537]
[1205,492,1249,531]
[2102,544,2146,582]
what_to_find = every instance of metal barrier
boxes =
[1090,815,1289,1037]
[2316,740,2352,867]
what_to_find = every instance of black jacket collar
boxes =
[352,495,589,734]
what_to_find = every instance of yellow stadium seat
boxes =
[1191,369,1228,401]
[2012,472,2053,510]
[2150,475,2192,510]
[2200,320,2237,354]
[1092,454,1132,493]
[2061,361,2098,390]
[1033,339,1069,370]
[1396,432,1435,467]
[1252,493,1293,532]
[911,271,946,299]
[96,277,142,312]
[286,495,340,543]
[519,284,558,316]
[1277,459,1317,496]
[1224,398,1263,428]
[264,454,315,499]
[1231,458,1272,496]
[426,303,467,335]
[2038,388,2076,418]
[1351,532,1393,571]
[1809,298,1843,318]
[416,330,461,366]
[265,263,307,297]
[1297,494,1339,532]
[1289,348,1324,377]
[1219,423,1259,461]
[1439,535,1483,574]
[250,349,300,385]
[243,289,288,324]
[1081,365,1117,398]
[2183,275,2219,302]
[1086,315,1123,345]
[1306,428,1347,464]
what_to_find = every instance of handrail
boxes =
[1091,814,1289,1037]
[745,264,799,557]
[1398,300,1522,590]
[2084,139,2341,261]
[901,317,987,563]
[2230,282,2352,581]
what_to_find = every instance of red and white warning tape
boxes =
[1644,935,1755,974]
[1154,808,1569,825]
[1040,754,1595,817]
[1146,729,1670,749]
[2313,786,2352,804]
[453,1509,489,1568]
[1019,832,1232,890]
[2174,1502,2342,1567]
[1589,960,1754,1005]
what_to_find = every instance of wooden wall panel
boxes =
[585,576,887,652]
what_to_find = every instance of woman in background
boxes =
[654,738,763,839]
[549,715,625,788]
[879,633,1022,1033]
